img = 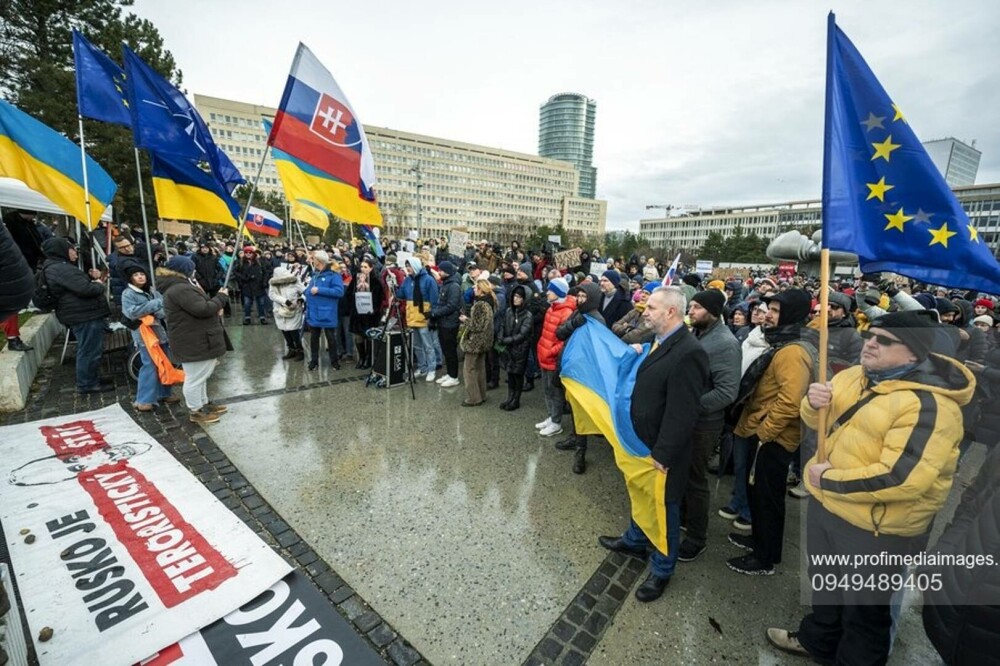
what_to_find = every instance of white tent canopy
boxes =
[0,177,113,223]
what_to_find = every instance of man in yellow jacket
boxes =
[767,309,975,665]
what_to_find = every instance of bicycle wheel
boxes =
[128,349,142,382]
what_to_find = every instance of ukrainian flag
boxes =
[560,321,671,555]
[0,100,117,227]
[290,199,330,232]
[150,153,240,227]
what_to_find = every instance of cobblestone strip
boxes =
[523,552,646,666]
[2,356,429,666]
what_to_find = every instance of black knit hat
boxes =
[691,290,726,317]
[870,310,939,361]
[763,288,812,326]
[682,273,702,288]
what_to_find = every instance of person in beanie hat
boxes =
[973,298,995,317]
[430,260,462,387]
[612,281,660,345]
[597,270,631,329]
[536,277,576,437]
[235,244,272,325]
[676,290,741,563]
[158,254,230,424]
[767,309,974,666]
[728,288,817,576]
[121,265,177,411]
[304,251,345,371]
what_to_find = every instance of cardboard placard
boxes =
[553,248,583,270]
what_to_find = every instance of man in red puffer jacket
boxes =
[535,277,576,437]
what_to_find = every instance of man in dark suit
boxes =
[598,286,710,601]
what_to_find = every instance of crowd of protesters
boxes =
[2,213,999,664]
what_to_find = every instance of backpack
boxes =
[33,266,57,311]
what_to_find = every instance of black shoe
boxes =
[6,337,33,351]
[282,350,296,360]
[554,435,578,451]
[78,383,114,395]
[677,540,706,562]
[486,381,500,390]
[597,536,649,559]
[573,448,586,474]
[308,361,318,370]
[634,573,670,602]
[260,318,267,325]
[331,362,340,370]
[499,390,513,410]
[243,319,251,326]
[522,379,534,392]
[727,532,754,551]
[294,350,305,361]
[727,553,774,576]
[506,391,521,411]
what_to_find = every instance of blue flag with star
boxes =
[73,30,132,127]
[822,13,1000,294]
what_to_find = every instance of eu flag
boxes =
[822,13,1000,294]
[72,30,132,127]
[122,46,244,193]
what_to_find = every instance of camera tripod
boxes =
[365,291,416,400]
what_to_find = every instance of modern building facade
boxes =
[639,183,1000,257]
[195,94,607,241]
[923,137,981,187]
[538,93,597,199]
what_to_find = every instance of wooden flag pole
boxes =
[816,248,831,463]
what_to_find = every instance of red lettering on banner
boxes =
[40,420,109,459]
[78,463,237,607]
[137,642,183,666]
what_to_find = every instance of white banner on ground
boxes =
[0,404,292,666]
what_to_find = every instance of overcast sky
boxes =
[133,0,999,231]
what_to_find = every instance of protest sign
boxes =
[553,248,582,270]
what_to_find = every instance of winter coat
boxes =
[499,286,533,374]
[642,264,659,282]
[921,443,1000,666]
[40,238,110,327]
[304,267,344,328]
[158,269,229,363]
[396,269,438,328]
[955,300,988,364]
[825,315,864,370]
[598,287,632,329]
[694,318,741,428]
[734,338,814,451]
[740,325,770,376]
[558,282,606,341]
[612,306,655,344]
[347,270,384,335]
[461,298,494,354]
[0,220,33,320]
[267,267,306,332]
[971,345,1000,447]
[802,355,975,536]
[430,272,463,329]
[236,258,272,297]
[3,211,44,269]
[121,284,167,347]
[536,299,577,371]
[194,251,223,292]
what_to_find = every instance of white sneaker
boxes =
[535,417,553,430]
[425,370,436,383]
[439,376,460,387]
[539,423,564,437]
[412,370,425,378]
[435,374,448,384]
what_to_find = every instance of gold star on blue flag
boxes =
[821,13,1000,294]
[72,30,132,127]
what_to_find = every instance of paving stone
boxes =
[315,571,344,594]
[328,585,354,604]
[584,573,611,596]
[552,620,574,642]
[275,530,299,548]
[296,550,319,567]
[536,637,564,662]
[583,611,609,636]
[306,560,330,577]
[607,584,628,602]
[353,610,381,633]
[244,494,266,510]
[340,595,366,620]
[560,650,586,666]
[598,561,618,579]
[287,541,310,558]
[570,632,596,652]
[617,566,640,588]
[267,518,291,535]
[216,465,237,475]
[367,622,397,648]
[565,605,587,626]
[523,658,546,666]
[387,639,421,666]
[575,592,597,611]
[204,479,226,493]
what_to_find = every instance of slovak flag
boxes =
[244,206,283,237]
[662,253,681,286]
[267,43,382,226]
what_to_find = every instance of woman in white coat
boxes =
[268,266,305,360]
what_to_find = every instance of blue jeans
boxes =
[621,502,681,579]
[135,342,174,405]
[412,326,436,374]
[72,319,106,391]
[242,293,268,321]
[727,435,753,522]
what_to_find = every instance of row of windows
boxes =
[208,112,261,129]
[370,139,569,177]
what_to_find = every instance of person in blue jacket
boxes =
[304,250,345,371]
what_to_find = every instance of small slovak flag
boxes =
[244,206,283,237]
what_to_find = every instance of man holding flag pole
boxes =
[766,13,981,663]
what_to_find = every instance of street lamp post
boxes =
[411,163,423,239]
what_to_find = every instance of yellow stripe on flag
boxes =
[562,377,669,556]
[151,177,239,227]
[290,200,330,232]
[275,159,382,226]
[0,135,111,227]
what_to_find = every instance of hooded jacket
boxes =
[598,285,632,329]
[304,266,345,328]
[954,299,988,364]
[803,354,975,536]
[557,282,606,341]
[536,297,577,371]
[40,237,110,326]
[0,220,33,320]
[158,268,229,363]
[267,266,305,332]
[694,317,741,428]
[499,285,533,374]
[430,271,462,329]
[396,266,438,328]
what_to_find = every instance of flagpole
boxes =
[223,151,269,286]
[76,115,108,297]
[133,148,157,290]
[816,249,831,464]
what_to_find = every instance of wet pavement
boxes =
[3,314,964,665]
[202,320,950,665]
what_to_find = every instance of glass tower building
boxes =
[538,93,597,199]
